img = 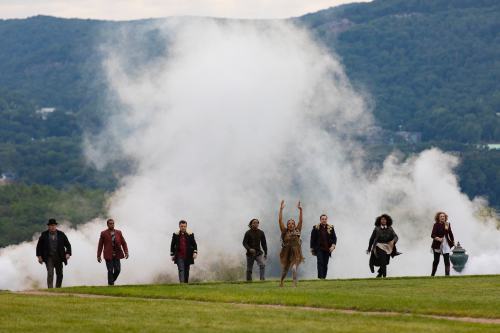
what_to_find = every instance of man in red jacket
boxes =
[97,219,129,285]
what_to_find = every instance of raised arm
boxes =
[279,200,286,232]
[297,201,303,231]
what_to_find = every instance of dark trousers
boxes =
[316,250,330,279]
[177,259,190,283]
[246,255,265,281]
[377,265,387,277]
[432,252,450,276]
[45,256,63,288]
[105,258,121,285]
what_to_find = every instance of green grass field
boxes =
[1,275,499,332]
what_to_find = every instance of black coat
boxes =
[170,231,198,265]
[36,230,72,265]
[242,229,267,257]
[310,224,337,257]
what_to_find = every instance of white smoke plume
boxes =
[1,18,499,290]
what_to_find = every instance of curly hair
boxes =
[374,214,393,227]
[248,218,259,228]
[434,211,448,223]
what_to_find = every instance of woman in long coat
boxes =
[431,211,454,276]
[367,214,400,278]
[278,200,304,287]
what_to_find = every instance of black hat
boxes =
[47,218,58,225]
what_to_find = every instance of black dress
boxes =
[367,226,398,268]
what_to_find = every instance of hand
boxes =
[249,249,256,256]
[37,256,43,264]
[280,200,285,210]
[65,254,71,260]
[171,256,175,261]
[329,245,336,253]
[97,256,102,263]
[310,249,316,256]
[125,253,129,259]
[366,250,370,255]
[264,255,267,260]
[297,201,302,210]
[193,253,198,260]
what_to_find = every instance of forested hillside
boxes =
[0,0,498,246]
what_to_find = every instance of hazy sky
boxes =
[0,0,370,20]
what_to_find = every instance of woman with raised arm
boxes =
[279,200,304,287]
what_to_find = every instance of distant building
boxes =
[35,107,56,120]
[0,172,16,185]
[487,143,500,150]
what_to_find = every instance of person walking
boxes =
[431,211,455,276]
[97,218,129,285]
[310,214,337,279]
[170,220,198,283]
[36,218,72,288]
[366,214,401,278]
[278,200,304,287]
[243,218,268,281]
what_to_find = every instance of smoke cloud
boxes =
[1,18,499,290]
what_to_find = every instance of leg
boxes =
[185,264,191,283]
[105,260,114,285]
[246,255,255,281]
[177,259,186,283]
[291,264,298,287]
[322,251,330,279]
[443,253,450,276]
[379,265,387,278]
[54,259,64,288]
[45,257,55,288]
[113,258,121,283]
[316,251,324,279]
[255,255,266,281]
[431,251,440,276]
[280,263,290,287]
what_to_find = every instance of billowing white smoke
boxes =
[1,19,499,290]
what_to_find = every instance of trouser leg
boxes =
[431,252,440,276]
[255,255,266,281]
[106,260,114,285]
[54,259,63,288]
[379,265,387,277]
[45,257,55,288]
[291,264,298,286]
[185,264,191,283]
[177,259,185,283]
[246,255,255,281]
[112,258,121,282]
[317,250,329,279]
[443,253,450,276]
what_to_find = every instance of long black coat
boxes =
[36,230,72,265]
[170,231,198,265]
[310,224,337,257]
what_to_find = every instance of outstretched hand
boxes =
[297,201,302,210]
[280,200,285,210]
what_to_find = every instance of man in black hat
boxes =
[36,218,72,288]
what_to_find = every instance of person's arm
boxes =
[330,227,337,252]
[97,232,104,262]
[447,224,455,246]
[36,234,44,264]
[391,227,398,244]
[120,231,129,259]
[297,201,303,231]
[431,223,442,241]
[192,234,198,259]
[310,227,316,254]
[367,229,376,254]
[170,234,176,261]
[261,231,268,257]
[63,232,72,260]
[242,231,251,251]
[278,200,285,232]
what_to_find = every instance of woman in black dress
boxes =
[366,214,400,278]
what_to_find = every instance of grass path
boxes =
[17,290,500,325]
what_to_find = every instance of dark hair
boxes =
[375,214,393,227]
[320,214,327,220]
[434,212,448,223]
[106,219,114,224]
[179,220,187,225]
[248,218,259,228]
[48,218,57,225]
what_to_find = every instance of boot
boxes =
[445,265,450,276]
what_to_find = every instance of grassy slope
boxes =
[54,275,500,318]
[1,293,498,333]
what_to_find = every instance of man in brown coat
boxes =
[97,219,129,285]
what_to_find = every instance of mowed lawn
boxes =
[56,275,500,318]
[1,275,499,332]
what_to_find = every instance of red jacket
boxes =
[431,222,454,249]
[97,229,128,260]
